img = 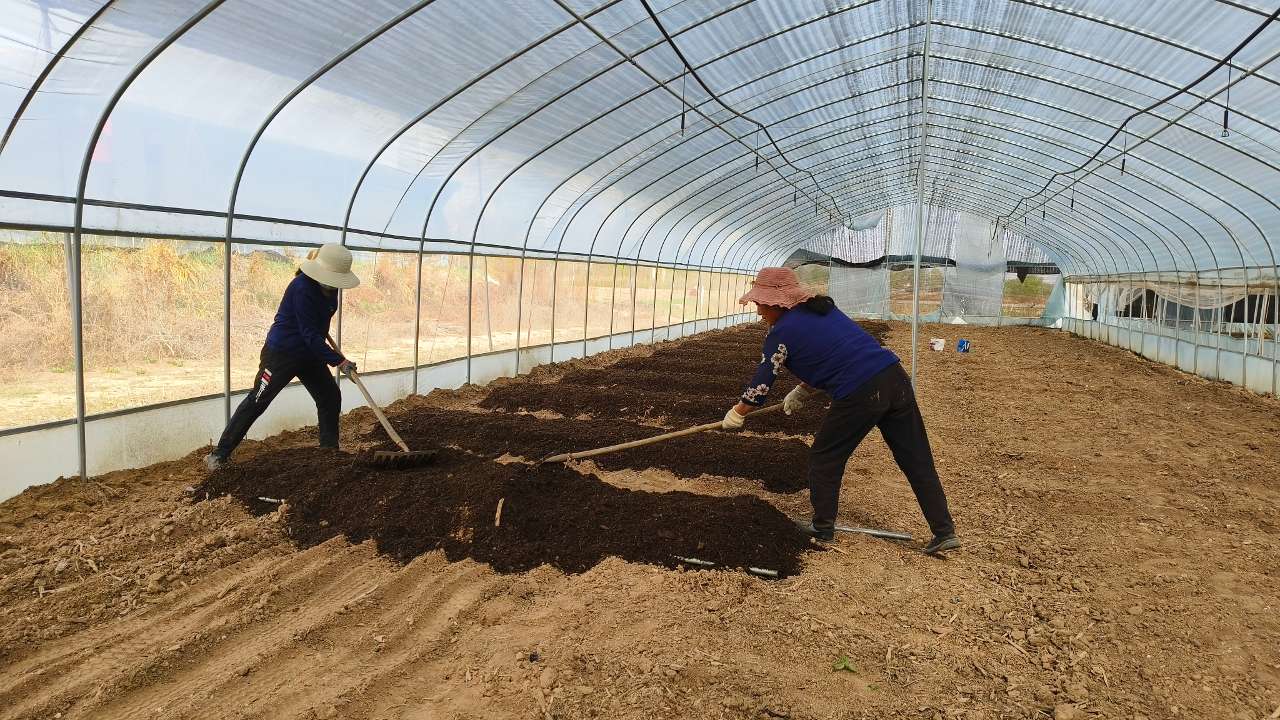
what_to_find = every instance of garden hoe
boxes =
[326,335,436,470]
[538,403,786,464]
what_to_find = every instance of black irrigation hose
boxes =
[637,0,846,224]
[1002,4,1280,224]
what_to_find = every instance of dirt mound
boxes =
[382,407,812,493]
[196,447,809,576]
[478,381,826,433]
[558,368,747,396]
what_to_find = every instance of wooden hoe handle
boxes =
[541,403,786,464]
[326,335,411,454]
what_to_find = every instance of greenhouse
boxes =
[1,1,1278,718]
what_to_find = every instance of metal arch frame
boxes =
[622,56,1277,270]
[640,106,1162,280]
[535,57,1272,280]
[221,0,441,423]
[330,0,630,387]
[509,35,916,352]
[1001,21,1280,225]
[733,153,1158,281]
[931,20,1280,138]
[0,0,117,155]
[544,54,914,278]
[331,0,771,379]
[15,0,1280,476]
[533,13,1280,263]
[706,112,1220,276]
[729,160,1125,281]
[401,0,853,376]
[530,36,916,261]
[744,180,1117,280]
[620,66,1264,282]
[727,178,1102,289]
[520,0,885,364]
[1007,0,1280,90]
[360,0,1269,292]
[69,0,229,481]
[700,148,1118,284]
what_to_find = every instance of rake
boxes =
[327,335,436,469]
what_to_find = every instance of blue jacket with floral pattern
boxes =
[740,306,898,406]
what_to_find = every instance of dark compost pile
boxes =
[196,447,809,576]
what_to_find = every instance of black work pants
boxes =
[213,345,340,458]
[807,363,955,538]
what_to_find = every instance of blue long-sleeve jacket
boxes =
[741,306,898,406]
[264,273,344,366]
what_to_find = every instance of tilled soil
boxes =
[195,447,808,576]
[477,379,828,433]
[380,406,813,493]
[3,320,1279,720]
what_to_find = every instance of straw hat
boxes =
[300,243,360,290]
[738,267,814,309]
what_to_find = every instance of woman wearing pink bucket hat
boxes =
[725,267,959,554]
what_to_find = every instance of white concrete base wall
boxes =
[1062,318,1279,397]
[0,314,754,501]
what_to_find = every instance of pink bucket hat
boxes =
[738,266,815,309]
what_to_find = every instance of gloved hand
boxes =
[337,358,358,375]
[722,406,746,431]
[783,384,820,415]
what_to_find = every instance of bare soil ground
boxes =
[2,321,1279,720]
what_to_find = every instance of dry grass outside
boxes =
[0,236,750,428]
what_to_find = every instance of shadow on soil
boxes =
[195,447,810,577]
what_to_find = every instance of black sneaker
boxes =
[924,534,961,554]
[794,519,835,542]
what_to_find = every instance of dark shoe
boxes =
[924,534,961,554]
[204,452,227,472]
[794,519,834,542]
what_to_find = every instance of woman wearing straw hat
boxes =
[205,243,361,470]
[723,266,959,554]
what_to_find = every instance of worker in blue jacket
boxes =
[722,267,959,554]
[205,244,360,471]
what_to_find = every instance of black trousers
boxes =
[213,345,340,458]
[807,363,955,538]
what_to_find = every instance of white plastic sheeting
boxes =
[940,213,1003,320]
[0,0,1277,272]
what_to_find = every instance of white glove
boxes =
[783,385,819,415]
[722,406,746,431]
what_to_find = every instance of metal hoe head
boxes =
[367,449,437,470]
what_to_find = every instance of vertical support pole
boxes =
[513,252,526,375]
[465,247,474,384]
[607,258,620,348]
[1193,273,1200,376]
[581,257,593,358]
[64,231,87,479]
[223,235,231,423]
[483,255,494,353]
[669,265,681,338]
[412,241,424,393]
[909,0,933,388]
[547,256,558,361]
